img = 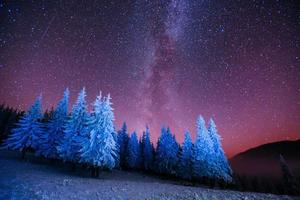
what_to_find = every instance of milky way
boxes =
[0,0,299,156]
[136,0,188,133]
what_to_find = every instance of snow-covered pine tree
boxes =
[155,127,179,175]
[192,116,213,180]
[111,129,120,169]
[3,95,44,159]
[179,131,193,180]
[79,93,117,172]
[57,88,89,162]
[139,135,143,168]
[36,88,69,159]
[141,126,154,171]
[117,122,129,169]
[155,127,165,174]
[126,131,141,169]
[207,118,232,182]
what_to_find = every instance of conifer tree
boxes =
[111,129,120,168]
[279,154,300,195]
[207,118,232,182]
[126,131,140,169]
[57,88,89,162]
[36,88,69,159]
[179,131,193,180]
[155,127,179,175]
[141,126,154,171]
[0,105,22,144]
[79,94,117,172]
[117,122,129,169]
[3,95,43,159]
[192,116,213,179]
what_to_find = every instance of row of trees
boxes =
[2,88,233,182]
[234,155,300,196]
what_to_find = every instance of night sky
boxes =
[0,0,299,157]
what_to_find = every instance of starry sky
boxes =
[0,0,299,157]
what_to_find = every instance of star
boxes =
[0,0,299,157]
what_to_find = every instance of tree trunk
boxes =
[50,158,55,165]
[91,167,95,177]
[71,163,76,172]
[95,167,99,177]
[21,148,26,159]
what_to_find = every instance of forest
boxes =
[0,88,299,196]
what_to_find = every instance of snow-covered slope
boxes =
[0,151,297,200]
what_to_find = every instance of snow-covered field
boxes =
[0,151,298,200]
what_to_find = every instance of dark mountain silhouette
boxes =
[230,139,300,181]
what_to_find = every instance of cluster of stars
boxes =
[0,0,299,157]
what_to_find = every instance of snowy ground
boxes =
[0,150,298,200]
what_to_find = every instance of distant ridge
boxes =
[230,139,300,180]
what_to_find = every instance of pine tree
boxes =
[117,122,129,169]
[111,129,120,169]
[141,126,154,171]
[36,88,69,159]
[155,127,179,175]
[207,118,232,182]
[0,105,22,144]
[192,116,213,179]
[126,131,140,169]
[179,131,193,180]
[57,88,89,162]
[138,135,143,169]
[279,154,300,195]
[79,94,117,172]
[3,95,44,159]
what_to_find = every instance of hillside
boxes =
[230,139,300,181]
[0,150,296,200]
